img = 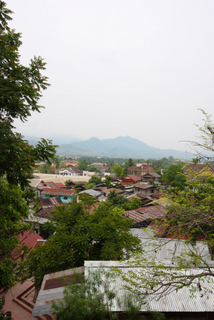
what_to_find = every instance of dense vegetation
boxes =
[0,1,56,306]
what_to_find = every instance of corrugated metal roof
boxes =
[41,188,74,196]
[85,261,214,312]
[29,179,42,188]
[79,189,102,197]
[32,267,84,316]
[134,183,154,189]
[100,187,123,194]
[130,228,213,266]
[55,182,66,188]
[122,175,140,181]
[127,166,141,171]
[32,235,214,317]
[125,205,166,223]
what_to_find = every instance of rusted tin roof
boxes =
[125,205,166,223]
[134,183,154,189]
[41,188,74,196]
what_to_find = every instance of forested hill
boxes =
[54,136,191,159]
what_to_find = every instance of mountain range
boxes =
[25,135,192,160]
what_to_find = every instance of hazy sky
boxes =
[6,0,214,151]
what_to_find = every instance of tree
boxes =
[107,191,142,210]
[85,182,96,190]
[0,179,29,292]
[112,164,124,178]
[39,162,52,173]
[0,2,56,190]
[189,109,214,165]
[78,159,88,170]
[121,111,214,299]
[59,161,66,169]
[0,1,56,300]
[104,175,113,188]
[88,175,102,185]
[163,164,186,191]
[87,165,100,172]
[84,176,102,190]
[124,158,135,175]
[121,175,214,298]
[19,198,141,289]
[52,268,148,320]
[64,179,73,186]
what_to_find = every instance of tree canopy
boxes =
[88,175,102,185]
[0,1,56,189]
[124,158,135,175]
[104,175,113,188]
[0,1,56,298]
[20,198,141,289]
[112,164,124,178]
[163,164,186,191]
[0,179,29,291]
[122,111,214,299]
[107,191,142,211]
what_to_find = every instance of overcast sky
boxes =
[6,0,214,151]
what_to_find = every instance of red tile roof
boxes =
[12,231,44,260]
[122,175,140,182]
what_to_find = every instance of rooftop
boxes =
[134,183,154,189]
[41,188,74,196]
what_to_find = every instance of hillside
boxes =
[56,136,191,159]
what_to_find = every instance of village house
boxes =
[127,164,156,177]
[141,172,160,183]
[140,163,156,174]
[134,183,157,196]
[183,162,214,181]
[59,167,83,176]
[98,187,123,197]
[78,189,103,200]
[127,166,141,177]
[12,230,45,266]
[125,204,166,228]
[41,188,76,204]
[64,160,79,167]
[121,174,140,186]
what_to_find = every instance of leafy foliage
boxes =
[20,198,141,288]
[0,2,56,189]
[88,175,102,185]
[120,111,214,299]
[112,164,124,178]
[107,191,142,210]
[85,182,96,190]
[0,1,56,297]
[52,268,147,320]
[105,175,113,188]
[0,178,29,291]
[124,158,135,175]
[163,164,186,191]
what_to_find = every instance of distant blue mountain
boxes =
[55,136,192,160]
[25,135,81,146]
